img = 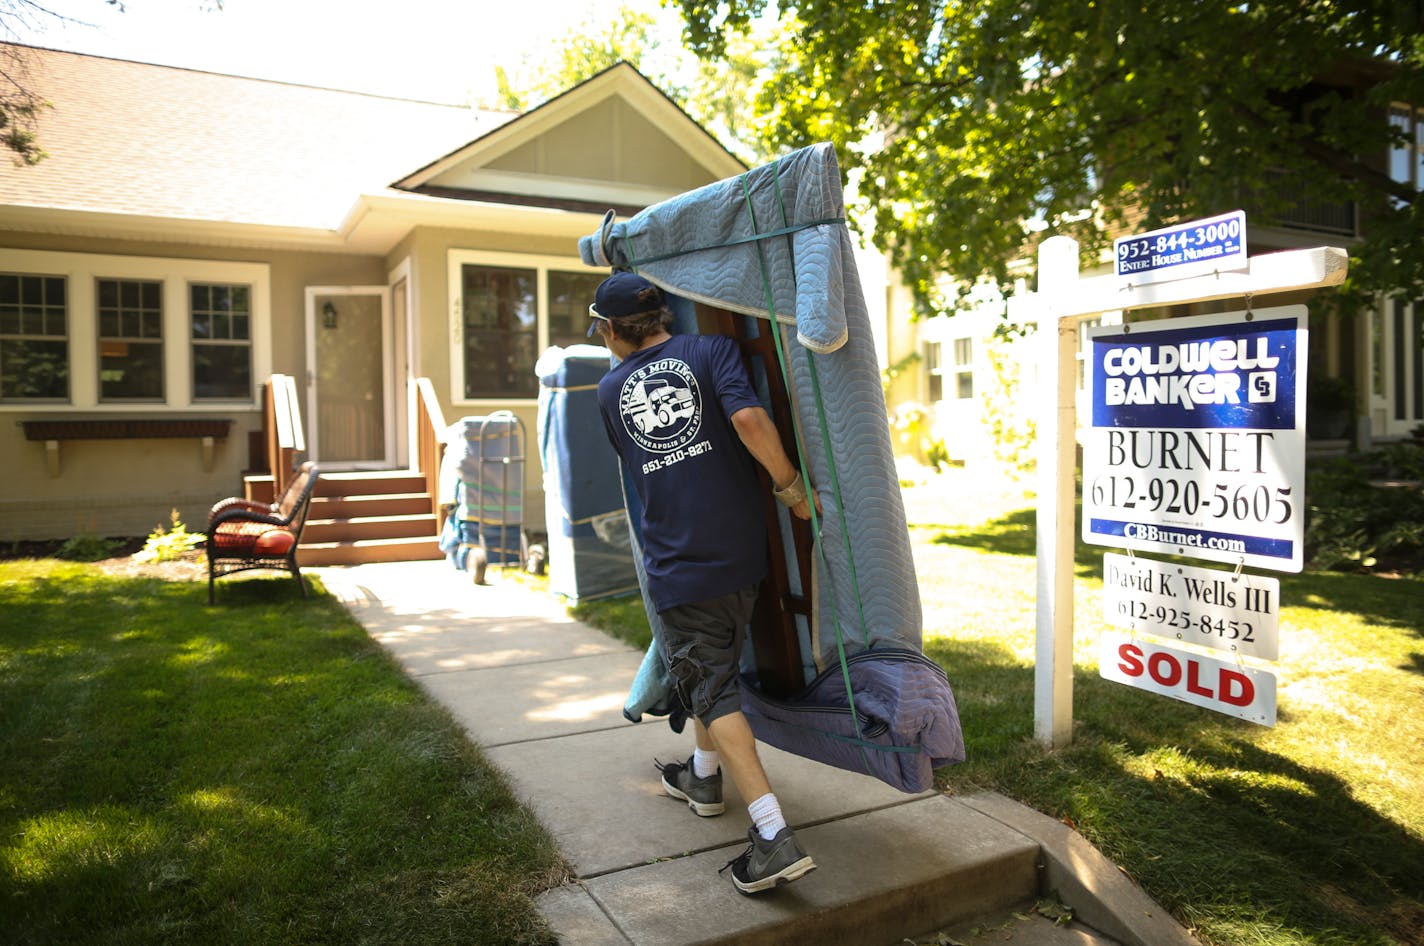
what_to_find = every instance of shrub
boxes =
[133,509,206,563]
[1306,443,1424,574]
[55,534,119,562]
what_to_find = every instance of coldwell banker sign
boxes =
[1083,306,1308,573]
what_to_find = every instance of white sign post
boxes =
[1011,236,1348,748]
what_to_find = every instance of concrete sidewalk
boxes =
[315,561,1196,946]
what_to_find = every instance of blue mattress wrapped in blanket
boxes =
[535,345,640,601]
[439,414,525,569]
[579,143,964,793]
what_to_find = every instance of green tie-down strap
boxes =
[736,166,889,769]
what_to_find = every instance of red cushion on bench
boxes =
[253,529,296,555]
[211,521,295,555]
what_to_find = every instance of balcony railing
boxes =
[1257,170,1358,236]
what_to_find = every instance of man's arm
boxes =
[729,406,820,521]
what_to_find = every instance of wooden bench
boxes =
[206,461,319,604]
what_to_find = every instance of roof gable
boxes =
[395,63,746,210]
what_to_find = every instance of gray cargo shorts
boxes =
[658,584,760,727]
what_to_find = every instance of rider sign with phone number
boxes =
[1115,210,1247,285]
[1083,306,1308,573]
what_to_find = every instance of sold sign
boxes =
[1098,633,1276,726]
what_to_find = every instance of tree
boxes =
[488,3,783,166]
[1,2,221,165]
[490,6,670,111]
[673,0,1424,316]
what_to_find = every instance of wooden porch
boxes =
[246,375,448,567]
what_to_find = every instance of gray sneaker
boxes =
[656,756,725,816]
[720,826,816,894]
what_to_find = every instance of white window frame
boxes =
[96,275,165,403]
[1377,295,1424,438]
[925,340,944,403]
[446,249,597,407]
[1388,102,1424,194]
[188,281,257,403]
[952,337,975,400]
[0,271,70,402]
[0,249,271,412]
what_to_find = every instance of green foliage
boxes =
[981,324,1037,476]
[889,401,951,471]
[487,3,781,165]
[133,508,205,563]
[674,1,1424,315]
[880,349,922,395]
[1307,374,1357,414]
[1305,444,1424,573]
[55,535,118,562]
[0,16,56,166]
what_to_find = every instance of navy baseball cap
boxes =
[588,271,663,336]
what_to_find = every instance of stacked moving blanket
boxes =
[579,143,964,793]
[535,345,639,601]
[438,414,525,570]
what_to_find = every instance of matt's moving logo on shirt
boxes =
[619,358,704,454]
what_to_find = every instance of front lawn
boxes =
[0,563,565,946]
[907,471,1424,946]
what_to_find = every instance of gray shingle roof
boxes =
[0,44,510,230]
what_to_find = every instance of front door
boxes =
[306,286,392,469]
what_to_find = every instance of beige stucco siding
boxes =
[399,225,609,536]
[485,98,717,195]
[0,230,388,540]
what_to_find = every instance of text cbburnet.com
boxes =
[1123,523,1246,553]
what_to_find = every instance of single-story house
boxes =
[0,44,908,562]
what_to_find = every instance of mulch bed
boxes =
[0,537,207,582]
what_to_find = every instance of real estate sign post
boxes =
[1012,231,1349,747]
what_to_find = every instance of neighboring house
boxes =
[0,45,756,554]
[904,89,1424,467]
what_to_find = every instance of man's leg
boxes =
[705,711,770,803]
[706,708,814,894]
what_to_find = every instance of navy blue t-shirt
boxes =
[597,334,768,611]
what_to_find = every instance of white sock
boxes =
[693,747,720,779]
[748,792,787,840]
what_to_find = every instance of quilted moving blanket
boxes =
[580,143,963,793]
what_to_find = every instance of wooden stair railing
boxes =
[413,377,448,534]
[262,374,306,496]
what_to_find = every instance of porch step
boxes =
[315,471,428,497]
[309,493,434,519]
[298,535,444,566]
[303,513,438,544]
[293,470,442,565]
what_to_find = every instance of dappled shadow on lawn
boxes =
[0,565,562,946]
[1279,569,1424,640]
[923,632,1424,945]
[930,507,1039,558]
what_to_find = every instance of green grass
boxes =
[0,563,565,946]
[569,593,654,652]
[907,472,1424,946]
